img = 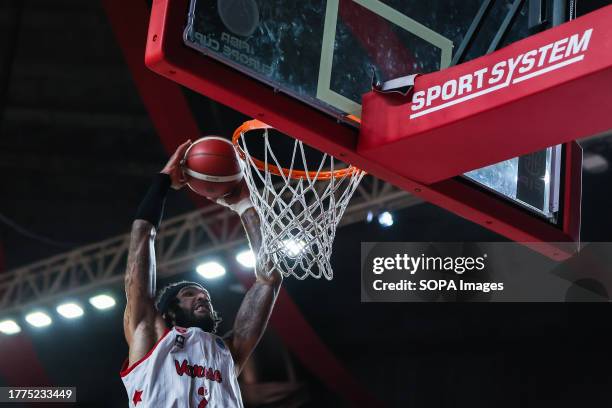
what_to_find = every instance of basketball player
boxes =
[120,140,282,407]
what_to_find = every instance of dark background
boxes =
[1,0,612,407]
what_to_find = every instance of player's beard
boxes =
[173,306,216,333]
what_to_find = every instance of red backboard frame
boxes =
[145,0,583,260]
[360,7,612,184]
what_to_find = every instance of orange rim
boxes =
[232,119,362,181]
[345,114,361,124]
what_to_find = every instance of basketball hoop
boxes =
[232,120,365,280]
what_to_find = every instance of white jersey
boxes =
[120,326,244,407]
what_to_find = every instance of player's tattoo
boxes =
[229,207,282,373]
[125,220,157,300]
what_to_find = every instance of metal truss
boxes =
[0,177,422,315]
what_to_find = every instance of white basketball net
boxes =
[235,123,365,280]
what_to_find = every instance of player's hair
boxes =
[155,280,222,333]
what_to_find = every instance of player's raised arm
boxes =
[123,140,191,365]
[216,182,283,375]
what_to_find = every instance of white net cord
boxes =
[236,127,365,280]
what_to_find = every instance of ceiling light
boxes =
[366,210,374,223]
[56,303,84,319]
[378,211,394,227]
[196,261,226,279]
[236,250,256,268]
[25,311,52,328]
[282,239,306,258]
[89,294,116,310]
[0,319,21,335]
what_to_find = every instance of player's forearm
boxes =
[124,220,157,299]
[125,173,171,299]
[240,206,283,285]
[240,208,283,288]
[232,278,280,370]
[240,207,262,253]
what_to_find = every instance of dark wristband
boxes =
[135,173,172,229]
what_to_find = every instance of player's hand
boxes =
[161,140,192,190]
[214,179,252,213]
[256,257,283,286]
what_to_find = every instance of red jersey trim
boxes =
[120,328,171,378]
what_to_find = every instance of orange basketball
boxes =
[182,136,243,199]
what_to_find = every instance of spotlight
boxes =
[378,211,394,227]
[89,294,116,310]
[282,239,305,258]
[57,302,84,319]
[25,311,52,328]
[196,261,226,279]
[366,210,374,223]
[236,250,256,268]
[0,319,21,335]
